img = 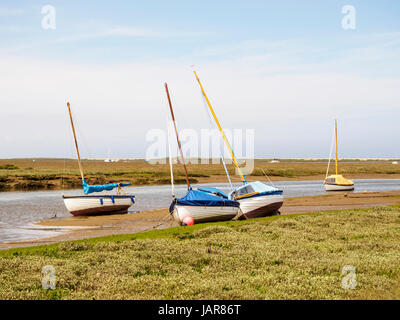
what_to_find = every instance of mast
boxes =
[167,119,175,197]
[164,83,191,189]
[194,71,247,183]
[335,119,338,175]
[66,102,85,181]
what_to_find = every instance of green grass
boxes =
[0,164,19,170]
[1,206,400,300]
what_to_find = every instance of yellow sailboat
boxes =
[324,119,354,191]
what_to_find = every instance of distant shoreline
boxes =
[1,158,400,192]
[1,157,400,161]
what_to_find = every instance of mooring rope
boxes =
[140,212,175,233]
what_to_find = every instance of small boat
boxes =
[164,83,240,224]
[63,102,135,216]
[324,119,354,191]
[63,194,135,216]
[170,188,240,224]
[229,181,283,219]
[193,71,283,218]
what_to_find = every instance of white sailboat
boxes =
[62,102,135,216]
[63,195,135,216]
[323,119,354,191]
[193,71,283,219]
[164,83,240,224]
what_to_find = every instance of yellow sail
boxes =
[193,71,247,183]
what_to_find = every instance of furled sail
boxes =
[82,179,130,194]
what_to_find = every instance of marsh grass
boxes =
[0,159,214,191]
[1,207,400,300]
[1,159,400,192]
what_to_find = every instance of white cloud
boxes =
[0,7,24,16]
[0,48,399,158]
[194,40,290,57]
[55,25,207,43]
[0,32,399,158]
[55,26,163,43]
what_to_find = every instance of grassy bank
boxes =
[1,158,400,192]
[1,206,400,299]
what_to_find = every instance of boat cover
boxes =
[248,181,283,193]
[229,181,283,200]
[82,179,131,194]
[325,175,354,186]
[169,188,239,213]
[197,187,229,199]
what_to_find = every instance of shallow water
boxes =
[0,179,399,243]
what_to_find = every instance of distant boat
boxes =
[164,83,240,224]
[193,71,283,219]
[323,119,354,191]
[63,102,135,216]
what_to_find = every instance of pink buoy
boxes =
[182,216,194,226]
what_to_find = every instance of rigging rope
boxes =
[260,168,276,187]
[325,124,336,179]
[199,89,234,191]
[167,118,175,197]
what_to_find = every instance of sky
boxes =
[0,0,399,159]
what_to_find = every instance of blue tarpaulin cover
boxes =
[175,188,239,207]
[82,179,130,194]
[197,187,229,199]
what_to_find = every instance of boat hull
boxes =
[63,195,135,216]
[172,205,239,224]
[324,184,354,191]
[237,194,284,219]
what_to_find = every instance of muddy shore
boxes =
[1,189,400,250]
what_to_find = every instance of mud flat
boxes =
[2,189,400,250]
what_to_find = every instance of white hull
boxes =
[324,184,354,191]
[63,195,135,216]
[172,205,239,224]
[237,194,284,218]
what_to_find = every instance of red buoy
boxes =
[182,216,194,226]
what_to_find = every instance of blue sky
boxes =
[0,1,399,158]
